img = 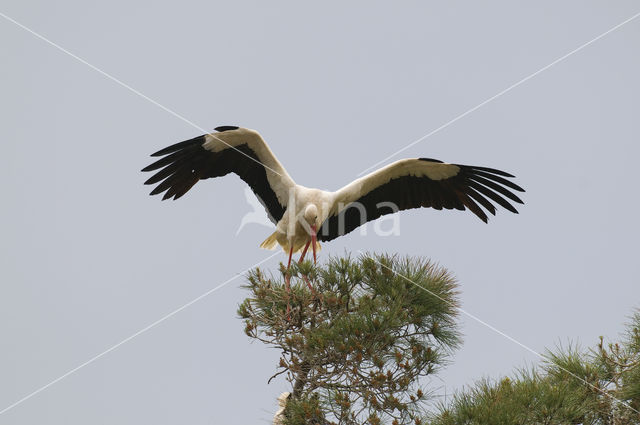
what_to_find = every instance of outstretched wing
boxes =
[142,126,295,223]
[318,158,525,241]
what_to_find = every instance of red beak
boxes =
[311,224,317,264]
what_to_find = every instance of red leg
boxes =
[298,240,311,263]
[303,226,319,297]
[286,244,294,269]
[301,274,318,296]
[285,244,294,319]
[285,244,294,290]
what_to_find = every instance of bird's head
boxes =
[303,204,319,229]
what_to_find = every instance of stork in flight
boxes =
[142,126,525,267]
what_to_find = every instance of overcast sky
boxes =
[2,1,640,424]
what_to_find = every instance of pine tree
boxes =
[238,254,461,425]
[427,312,640,425]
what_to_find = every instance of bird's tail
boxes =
[260,231,279,250]
[259,232,323,254]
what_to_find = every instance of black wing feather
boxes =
[470,169,524,192]
[318,162,525,241]
[465,186,497,216]
[142,134,286,223]
[150,136,204,157]
[467,174,524,204]
[467,180,516,213]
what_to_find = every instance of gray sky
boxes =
[2,1,640,424]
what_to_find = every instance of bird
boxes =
[142,126,525,268]
[273,392,291,425]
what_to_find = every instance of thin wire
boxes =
[357,10,640,177]
[3,4,640,419]
[361,252,640,416]
[0,251,282,415]
[0,11,284,178]
[0,9,288,416]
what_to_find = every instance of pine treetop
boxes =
[238,253,461,425]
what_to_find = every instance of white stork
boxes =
[272,392,291,425]
[142,126,525,267]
